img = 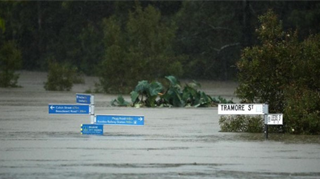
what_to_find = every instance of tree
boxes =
[98,3,184,93]
[174,1,243,80]
[236,10,320,134]
[236,10,298,112]
[283,34,320,134]
[0,40,22,87]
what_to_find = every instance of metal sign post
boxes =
[264,113,269,139]
[76,94,95,124]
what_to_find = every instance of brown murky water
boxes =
[0,71,320,179]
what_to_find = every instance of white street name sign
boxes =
[218,104,268,115]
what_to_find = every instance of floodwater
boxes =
[0,71,320,179]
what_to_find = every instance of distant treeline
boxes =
[1,1,320,80]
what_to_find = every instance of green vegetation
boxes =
[283,34,320,134]
[219,115,264,133]
[2,1,320,81]
[234,10,320,135]
[112,75,233,107]
[98,3,184,93]
[44,61,83,91]
[0,41,22,87]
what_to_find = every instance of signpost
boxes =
[48,104,92,115]
[49,93,145,135]
[81,124,103,135]
[95,114,144,126]
[76,93,95,123]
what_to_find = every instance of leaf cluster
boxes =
[112,76,233,108]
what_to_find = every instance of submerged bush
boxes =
[219,115,264,133]
[44,61,83,91]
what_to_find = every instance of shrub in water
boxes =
[112,76,233,107]
[219,115,264,133]
[44,61,80,91]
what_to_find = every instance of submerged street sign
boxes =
[81,124,103,135]
[218,104,268,115]
[95,114,144,126]
[76,94,92,104]
[267,113,283,125]
[48,104,91,114]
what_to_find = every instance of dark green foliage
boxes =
[2,1,320,81]
[283,34,320,135]
[0,17,4,33]
[284,88,320,134]
[219,115,264,133]
[44,61,81,91]
[98,3,185,94]
[131,80,164,107]
[236,10,296,112]
[112,75,233,107]
[0,41,22,87]
[174,1,243,80]
[234,10,320,134]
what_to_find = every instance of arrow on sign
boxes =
[95,114,144,126]
[48,104,91,115]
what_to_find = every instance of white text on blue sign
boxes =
[76,94,92,104]
[48,104,91,114]
[81,124,103,135]
[95,115,144,126]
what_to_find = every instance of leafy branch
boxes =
[112,75,233,107]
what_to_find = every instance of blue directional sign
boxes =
[48,104,91,114]
[81,124,103,135]
[95,114,144,126]
[76,94,92,104]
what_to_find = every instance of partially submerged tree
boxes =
[234,10,320,134]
